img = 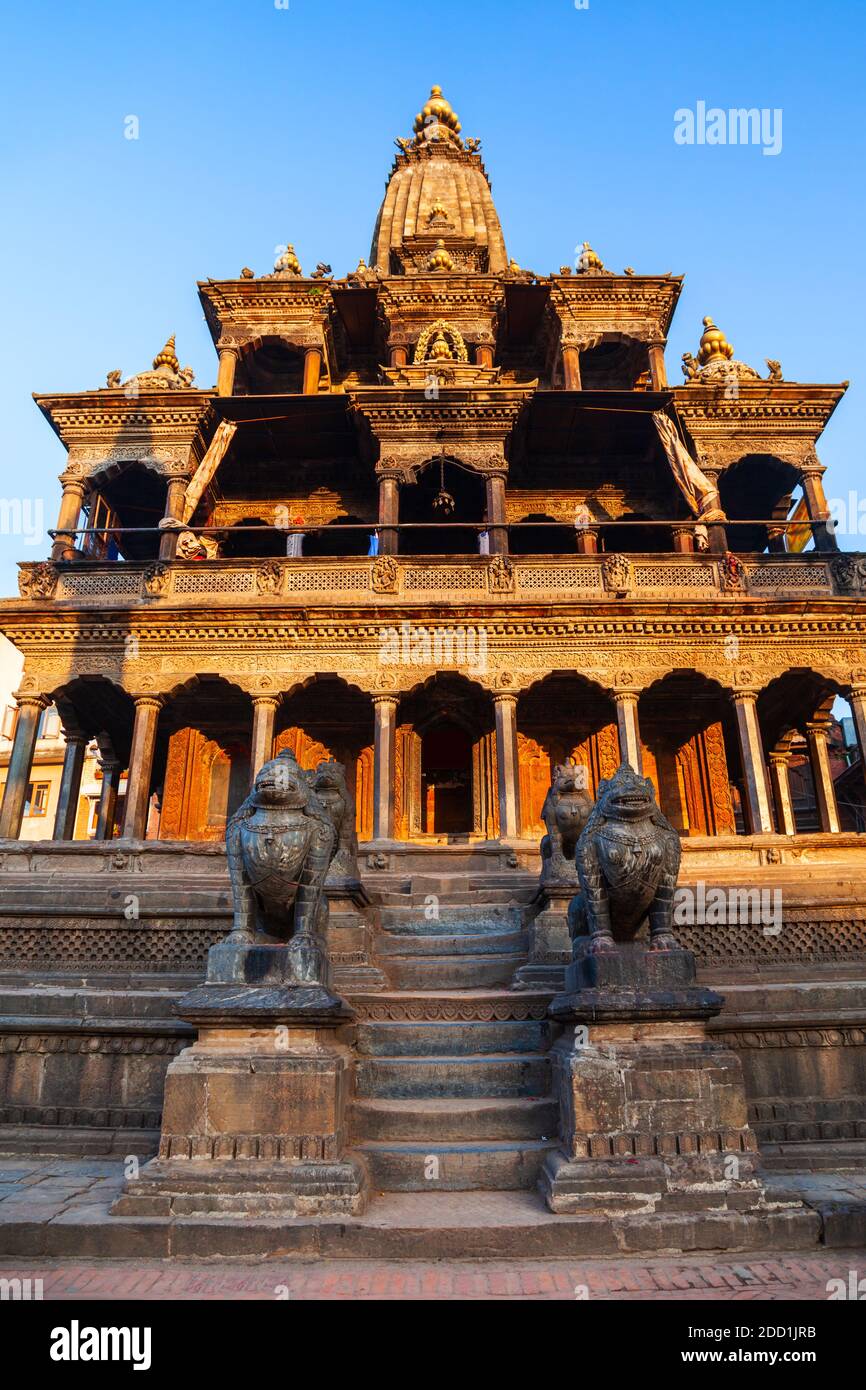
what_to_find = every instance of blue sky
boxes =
[0,0,864,593]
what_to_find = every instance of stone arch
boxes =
[398,455,486,554]
[516,672,618,835]
[639,671,739,835]
[81,460,167,562]
[234,335,307,395]
[720,454,800,554]
[154,675,253,842]
[274,677,375,837]
[509,512,575,555]
[578,333,651,390]
[396,673,496,838]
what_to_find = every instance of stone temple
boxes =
[0,86,864,1255]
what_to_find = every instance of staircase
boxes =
[350,865,559,1193]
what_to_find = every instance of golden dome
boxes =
[152,335,179,372]
[577,242,605,273]
[428,239,455,272]
[414,85,462,143]
[274,242,302,276]
[698,316,734,366]
[429,331,453,360]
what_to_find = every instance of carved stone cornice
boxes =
[349,385,534,480]
[673,383,848,471]
[199,279,332,353]
[547,274,683,341]
[35,390,213,481]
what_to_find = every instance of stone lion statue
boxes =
[540,760,593,885]
[225,749,338,985]
[308,760,360,886]
[567,762,681,954]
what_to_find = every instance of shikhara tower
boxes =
[0,86,863,1187]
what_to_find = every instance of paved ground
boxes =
[1,1160,865,1298]
[2,1251,864,1299]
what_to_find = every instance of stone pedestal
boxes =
[540,941,792,1233]
[511,884,572,990]
[112,942,368,1218]
[326,881,388,992]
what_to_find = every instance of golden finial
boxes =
[429,331,454,361]
[152,334,179,372]
[698,316,734,367]
[427,199,449,225]
[274,242,302,276]
[428,238,454,272]
[413,85,462,143]
[509,257,521,274]
[577,241,605,273]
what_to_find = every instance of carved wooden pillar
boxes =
[120,696,163,840]
[389,345,408,368]
[52,477,87,561]
[485,473,508,556]
[647,340,668,390]
[0,694,49,839]
[614,692,643,774]
[732,692,774,834]
[806,719,841,833]
[800,464,838,552]
[768,751,797,836]
[671,525,695,554]
[849,686,866,792]
[216,345,239,397]
[95,757,122,841]
[303,346,323,396]
[574,526,599,554]
[493,694,521,840]
[159,473,188,561]
[377,472,401,555]
[53,731,88,840]
[561,344,582,391]
[372,696,398,840]
[249,696,279,784]
[475,343,494,368]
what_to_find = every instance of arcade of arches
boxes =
[2,668,862,846]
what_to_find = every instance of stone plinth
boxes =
[326,881,388,992]
[541,941,789,1229]
[511,884,572,990]
[112,941,368,1218]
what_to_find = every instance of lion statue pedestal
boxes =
[113,751,369,1218]
[513,760,592,990]
[539,764,815,1250]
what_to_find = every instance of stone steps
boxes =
[354,1054,551,1100]
[355,1139,556,1191]
[355,1018,552,1056]
[376,931,526,957]
[379,904,525,932]
[380,954,524,990]
[351,1096,558,1141]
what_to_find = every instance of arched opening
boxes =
[398,457,485,555]
[601,512,672,553]
[396,675,496,840]
[578,336,649,391]
[82,463,165,562]
[516,673,618,837]
[639,673,740,835]
[303,515,371,557]
[509,513,575,555]
[153,677,252,842]
[274,677,375,839]
[221,517,287,558]
[720,455,798,555]
[759,670,846,834]
[235,338,305,395]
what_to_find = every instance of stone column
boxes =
[377,473,400,555]
[95,758,122,840]
[493,694,521,839]
[250,696,279,784]
[732,691,774,834]
[562,344,582,391]
[806,720,841,833]
[800,464,838,552]
[52,731,88,840]
[767,524,787,555]
[0,694,49,839]
[701,467,728,554]
[574,526,599,554]
[51,477,87,561]
[303,346,323,396]
[372,696,398,840]
[216,345,239,397]
[671,525,695,554]
[768,752,796,836]
[647,340,668,390]
[159,473,188,561]
[485,473,508,556]
[849,686,866,791]
[120,696,163,840]
[614,692,643,774]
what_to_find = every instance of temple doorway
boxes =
[421,720,473,833]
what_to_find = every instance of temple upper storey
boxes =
[370,86,508,275]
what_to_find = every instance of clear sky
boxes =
[1,0,864,594]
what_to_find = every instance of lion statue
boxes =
[567,762,681,954]
[307,760,360,887]
[540,760,594,885]
[225,749,338,986]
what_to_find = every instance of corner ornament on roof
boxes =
[104,335,195,393]
[681,317,783,385]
